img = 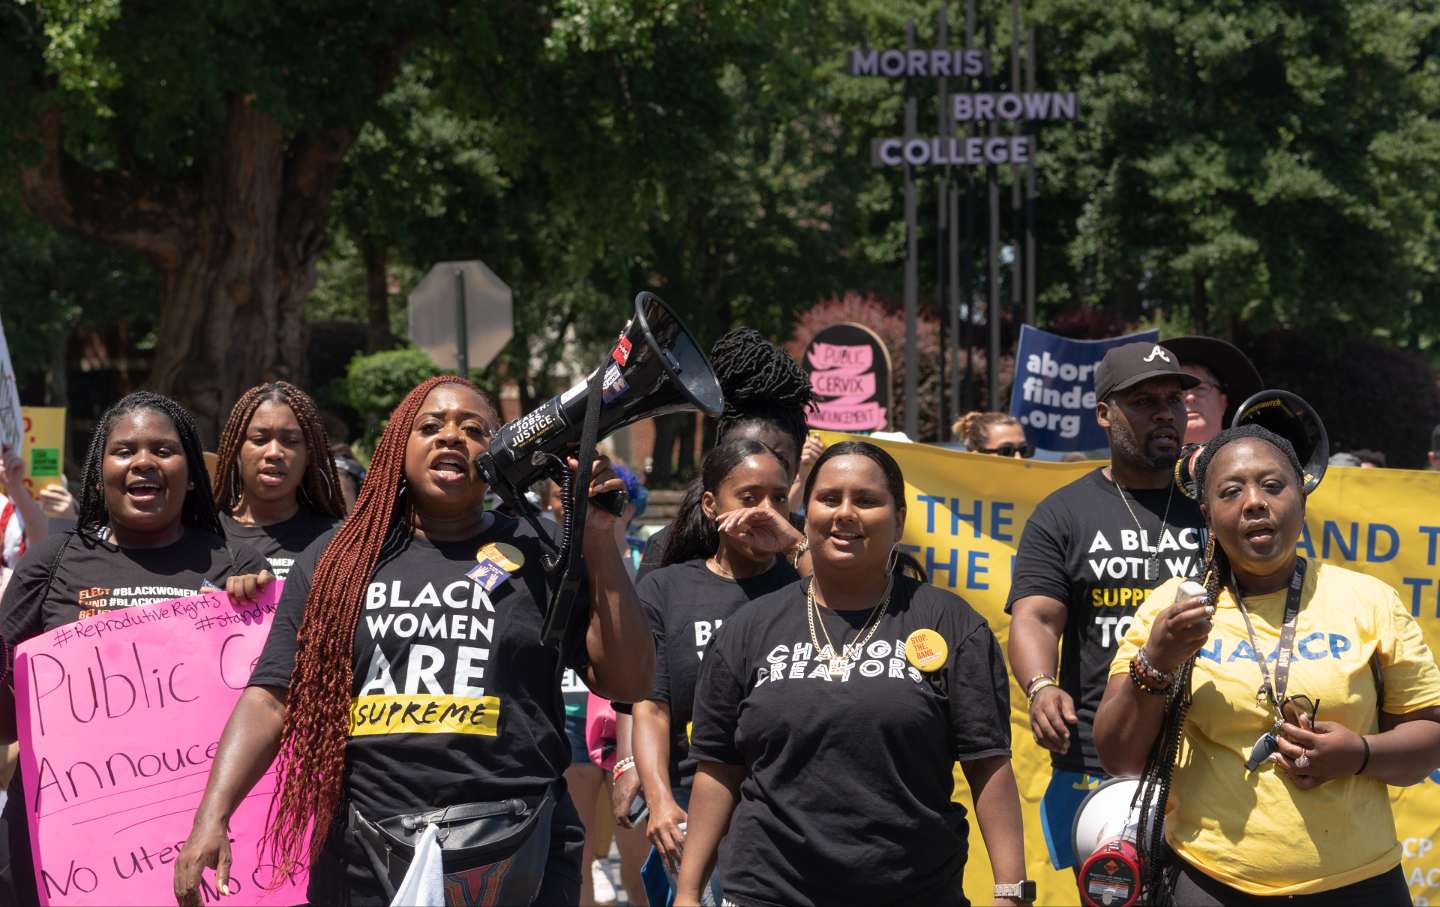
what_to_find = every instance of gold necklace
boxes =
[806,577,893,678]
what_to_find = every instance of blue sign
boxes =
[1008,325,1160,452]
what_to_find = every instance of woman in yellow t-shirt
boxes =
[1094,424,1440,905]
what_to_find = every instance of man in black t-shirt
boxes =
[1006,341,1204,872]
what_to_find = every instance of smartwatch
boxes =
[994,880,1037,902]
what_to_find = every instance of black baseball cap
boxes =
[1094,342,1200,401]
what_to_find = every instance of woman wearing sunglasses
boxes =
[953,411,1034,459]
[1094,424,1440,904]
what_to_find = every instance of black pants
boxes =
[1173,859,1410,906]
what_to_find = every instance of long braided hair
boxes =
[1134,425,1304,900]
[213,382,347,520]
[711,329,817,455]
[263,375,492,874]
[75,392,222,538]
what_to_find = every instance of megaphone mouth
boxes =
[1231,389,1329,495]
[632,291,725,419]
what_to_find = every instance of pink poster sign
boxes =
[13,584,307,906]
[803,323,892,432]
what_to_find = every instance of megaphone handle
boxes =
[540,367,605,646]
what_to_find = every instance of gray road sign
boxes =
[408,260,514,373]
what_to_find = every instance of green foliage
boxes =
[343,346,440,423]
[1028,0,1440,343]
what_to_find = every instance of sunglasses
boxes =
[977,443,1036,459]
[1279,694,1320,726]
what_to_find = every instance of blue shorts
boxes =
[1039,768,1105,869]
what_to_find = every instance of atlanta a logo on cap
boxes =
[1143,345,1172,364]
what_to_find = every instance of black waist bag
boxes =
[347,789,556,906]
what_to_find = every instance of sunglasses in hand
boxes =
[1245,694,1320,772]
[976,442,1036,459]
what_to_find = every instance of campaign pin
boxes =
[904,629,948,672]
[468,560,510,594]
[476,542,525,572]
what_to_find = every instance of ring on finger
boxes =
[1295,749,1311,769]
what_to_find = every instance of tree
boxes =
[0,0,547,437]
[1027,0,1440,343]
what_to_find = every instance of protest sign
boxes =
[818,432,1440,905]
[1008,325,1158,451]
[0,317,23,456]
[21,407,66,494]
[804,322,892,432]
[14,584,307,906]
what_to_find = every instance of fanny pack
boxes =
[347,787,556,906]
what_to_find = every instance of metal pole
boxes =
[454,268,469,376]
[1025,25,1037,325]
[961,0,977,414]
[936,5,950,438]
[903,20,920,439]
[987,16,1001,411]
[1010,0,1023,328]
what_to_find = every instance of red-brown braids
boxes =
[214,382,347,520]
[262,374,489,875]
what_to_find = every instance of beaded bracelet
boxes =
[1128,657,1169,695]
[1134,647,1174,690]
[612,756,636,781]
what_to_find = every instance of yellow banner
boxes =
[349,693,501,737]
[818,433,1440,905]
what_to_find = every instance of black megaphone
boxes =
[476,291,725,509]
[1175,389,1329,498]
[475,292,724,644]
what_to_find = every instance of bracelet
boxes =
[1134,647,1174,690]
[1023,673,1057,698]
[1025,678,1059,703]
[612,756,635,781]
[1128,657,1169,695]
[1355,735,1371,776]
[787,538,810,567]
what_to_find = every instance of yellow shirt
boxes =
[1111,562,1440,896]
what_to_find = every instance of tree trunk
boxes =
[361,234,398,352]
[20,98,359,443]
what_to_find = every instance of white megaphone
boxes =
[1071,777,1162,907]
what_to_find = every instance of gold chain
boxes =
[806,577,893,676]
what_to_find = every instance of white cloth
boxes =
[391,822,444,907]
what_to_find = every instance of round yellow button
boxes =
[476,542,525,572]
[904,629,948,673]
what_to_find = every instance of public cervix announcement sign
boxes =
[803,323,893,432]
[14,585,306,906]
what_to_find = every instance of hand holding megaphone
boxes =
[566,455,629,530]
[1142,580,1210,674]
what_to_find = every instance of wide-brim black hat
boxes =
[1160,336,1263,423]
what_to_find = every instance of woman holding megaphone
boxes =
[173,375,654,907]
[1094,419,1440,905]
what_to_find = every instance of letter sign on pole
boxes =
[408,260,514,374]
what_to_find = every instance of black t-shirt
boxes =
[637,558,798,790]
[1005,468,1203,773]
[0,527,268,646]
[689,577,1010,907]
[249,514,589,904]
[220,509,339,579]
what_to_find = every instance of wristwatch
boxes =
[994,880,1037,901]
